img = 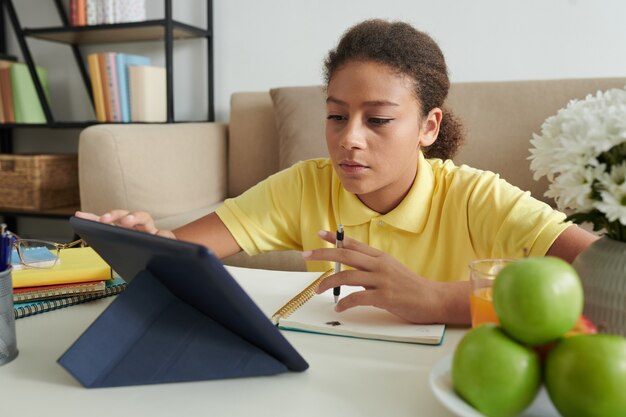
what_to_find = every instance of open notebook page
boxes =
[227,266,444,345]
[277,284,445,345]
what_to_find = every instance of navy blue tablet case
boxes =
[58,217,308,388]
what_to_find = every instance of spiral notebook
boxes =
[270,269,445,345]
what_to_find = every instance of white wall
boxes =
[213,0,626,120]
[3,0,626,238]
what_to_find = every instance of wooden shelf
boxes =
[23,19,210,45]
[0,204,79,219]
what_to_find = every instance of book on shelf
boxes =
[77,0,87,25]
[87,53,106,121]
[267,269,445,345]
[0,84,4,123]
[116,53,150,122]
[12,246,112,288]
[86,0,98,25]
[69,0,86,25]
[9,63,50,124]
[13,277,126,320]
[99,0,115,24]
[74,0,146,25]
[105,52,121,121]
[13,280,106,303]
[129,65,166,122]
[116,0,146,23]
[0,62,15,123]
[97,53,113,121]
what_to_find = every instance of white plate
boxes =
[429,355,560,417]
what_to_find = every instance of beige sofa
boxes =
[78,78,626,270]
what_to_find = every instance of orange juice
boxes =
[470,287,499,327]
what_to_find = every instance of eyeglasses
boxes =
[12,236,86,269]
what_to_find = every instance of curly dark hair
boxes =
[323,19,464,160]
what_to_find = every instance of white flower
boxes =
[529,85,626,232]
[546,164,606,212]
[596,187,626,225]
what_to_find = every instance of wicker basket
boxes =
[0,153,79,210]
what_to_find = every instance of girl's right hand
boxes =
[74,210,176,239]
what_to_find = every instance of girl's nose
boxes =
[339,119,367,150]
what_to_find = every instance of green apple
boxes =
[452,324,541,417]
[493,256,583,346]
[545,334,626,417]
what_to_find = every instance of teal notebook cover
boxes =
[13,277,127,319]
[10,63,50,124]
[116,53,150,122]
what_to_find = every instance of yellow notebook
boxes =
[12,247,112,288]
[270,269,446,345]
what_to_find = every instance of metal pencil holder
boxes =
[0,267,18,366]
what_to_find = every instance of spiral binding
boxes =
[271,268,334,325]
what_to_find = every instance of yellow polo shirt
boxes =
[216,153,569,282]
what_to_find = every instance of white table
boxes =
[0,266,464,417]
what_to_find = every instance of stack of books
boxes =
[0,56,50,124]
[12,246,126,319]
[87,52,165,123]
[69,0,146,26]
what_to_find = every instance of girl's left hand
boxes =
[302,230,453,324]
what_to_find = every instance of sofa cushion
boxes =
[269,86,328,170]
[448,78,626,205]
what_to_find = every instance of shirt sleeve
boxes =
[215,164,305,255]
[466,171,570,259]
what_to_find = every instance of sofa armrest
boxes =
[78,123,228,224]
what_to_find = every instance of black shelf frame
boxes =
[0,0,214,229]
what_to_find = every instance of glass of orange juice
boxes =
[468,259,514,327]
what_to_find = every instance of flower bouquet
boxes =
[529,86,626,242]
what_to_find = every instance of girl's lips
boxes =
[339,161,369,173]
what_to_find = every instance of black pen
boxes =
[333,224,344,303]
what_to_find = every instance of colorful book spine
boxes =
[9,63,50,124]
[0,66,15,123]
[0,84,4,123]
[97,53,112,121]
[76,0,87,26]
[105,52,121,122]
[14,277,126,320]
[69,0,77,25]
[86,0,98,25]
[13,280,106,302]
[87,53,106,121]
[115,53,150,122]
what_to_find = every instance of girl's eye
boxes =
[326,114,346,121]
[369,118,393,125]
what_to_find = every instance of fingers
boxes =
[98,209,130,224]
[81,209,160,235]
[316,270,377,293]
[335,290,379,313]
[74,211,101,221]
[317,230,383,258]
[304,247,377,273]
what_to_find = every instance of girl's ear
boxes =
[418,107,442,147]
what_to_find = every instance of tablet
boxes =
[69,216,309,374]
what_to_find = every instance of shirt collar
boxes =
[333,151,435,233]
